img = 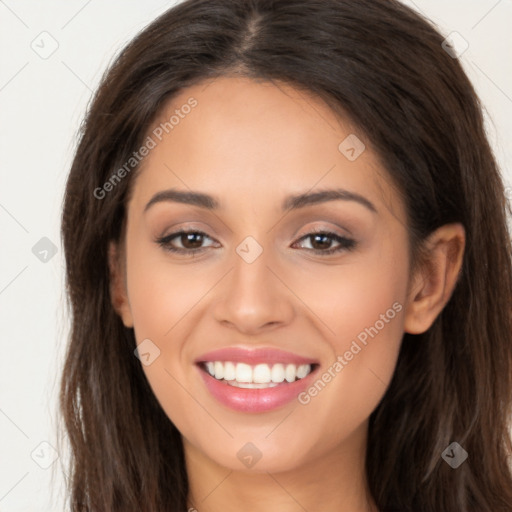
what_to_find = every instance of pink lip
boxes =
[195,346,318,365]
[194,346,319,413]
[197,364,319,413]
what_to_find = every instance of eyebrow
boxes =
[144,187,377,214]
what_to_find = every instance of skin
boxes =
[109,76,465,512]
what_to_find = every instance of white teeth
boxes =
[203,361,313,385]
[205,361,215,375]
[223,361,236,381]
[214,361,224,380]
[227,381,279,389]
[285,364,296,383]
[271,363,285,383]
[235,363,253,383]
[297,364,310,379]
[253,364,271,384]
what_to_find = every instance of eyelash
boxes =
[155,228,357,256]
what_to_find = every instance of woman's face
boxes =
[114,76,413,473]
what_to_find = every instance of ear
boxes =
[108,241,134,328]
[403,223,465,334]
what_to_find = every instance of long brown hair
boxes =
[59,0,512,510]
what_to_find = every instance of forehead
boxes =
[128,76,403,221]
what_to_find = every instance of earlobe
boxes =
[403,223,465,335]
[108,241,134,328]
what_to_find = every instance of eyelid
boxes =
[293,222,353,239]
[292,229,356,254]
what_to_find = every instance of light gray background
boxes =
[1,1,511,510]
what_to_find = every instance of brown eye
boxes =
[178,232,206,249]
[293,231,356,255]
[156,230,218,254]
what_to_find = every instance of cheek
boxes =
[124,242,222,425]
[125,241,217,340]
[294,235,407,353]
[292,294,405,449]
[124,242,209,436]
[294,242,408,433]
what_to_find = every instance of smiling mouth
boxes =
[199,361,319,389]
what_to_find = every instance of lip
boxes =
[195,346,320,413]
[197,363,319,413]
[195,346,319,366]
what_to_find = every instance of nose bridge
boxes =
[213,233,294,331]
[230,233,276,302]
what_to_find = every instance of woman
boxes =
[59,0,512,510]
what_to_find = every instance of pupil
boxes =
[184,233,203,248]
[312,234,330,249]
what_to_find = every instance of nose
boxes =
[212,241,295,334]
